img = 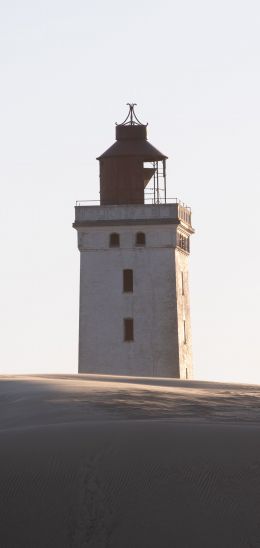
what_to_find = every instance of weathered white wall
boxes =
[75,205,193,378]
[175,250,193,379]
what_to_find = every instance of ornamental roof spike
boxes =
[116,103,148,126]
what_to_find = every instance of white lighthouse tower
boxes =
[73,105,194,379]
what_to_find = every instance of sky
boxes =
[0,0,260,383]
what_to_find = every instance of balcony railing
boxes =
[75,197,190,208]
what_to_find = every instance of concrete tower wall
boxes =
[74,204,193,379]
[175,250,193,379]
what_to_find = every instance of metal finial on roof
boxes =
[117,103,147,126]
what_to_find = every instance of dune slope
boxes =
[0,375,260,548]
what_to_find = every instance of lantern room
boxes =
[97,104,168,206]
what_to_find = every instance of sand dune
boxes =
[0,375,260,547]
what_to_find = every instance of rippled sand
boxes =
[0,374,260,547]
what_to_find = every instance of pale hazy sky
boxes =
[1,0,260,382]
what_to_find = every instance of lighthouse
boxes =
[73,104,194,379]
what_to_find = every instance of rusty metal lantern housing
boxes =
[97,104,168,205]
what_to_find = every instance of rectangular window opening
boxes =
[136,232,146,246]
[109,233,120,247]
[123,269,133,293]
[124,318,134,341]
[181,271,185,295]
[177,233,190,253]
[183,320,187,344]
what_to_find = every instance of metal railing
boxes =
[75,197,190,208]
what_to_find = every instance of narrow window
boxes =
[181,272,185,295]
[123,269,133,293]
[124,318,134,341]
[109,233,120,247]
[186,368,188,379]
[136,232,146,246]
[183,320,187,344]
[177,233,190,253]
